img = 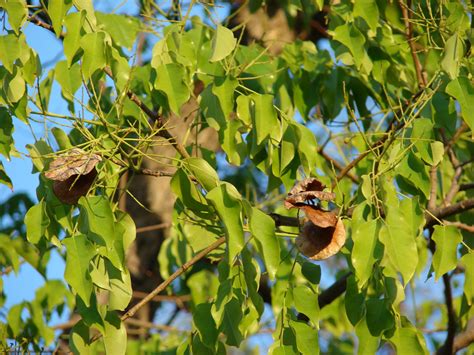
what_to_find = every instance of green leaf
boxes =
[355,317,379,354]
[25,200,50,244]
[48,0,73,36]
[96,12,140,49]
[64,11,86,66]
[365,298,394,336]
[396,152,430,199]
[80,31,108,77]
[441,34,464,79]
[301,261,321,285]
[73,0,96,28]
[63,234,95,306]
[333,23,372,73]
[289,320,319,355]
[353,0,379,31]
[70,320,91,355]
[103,312,127,355]
[351,215,380,288]
[291,123,318,176]
[78,196,123,270]
[0,161,12,189]
[184,157,220,191]
[445,77,474,137]
[251,93,280,145]
[389,324,428,355]
[108,263,132,311]
[222,297,243,346]
[461,253,474,304]
[246,206,280,280]
[51,127,73,150]
[411,118,444,166]
[55,61,81,102]
[0,33,29,73]
[345,275,365,326]
[212,76,238,118]
[0,107,14,159]
[7,302,25,337]
[431,225,462,280]
[379,198,422,284]
[154,63,190,114]
[293,285,319,325]
[209,26,237,62]
[193,303,218,348]
[6,70,25,103]
[1,0,27,34]
[207,183,244,263]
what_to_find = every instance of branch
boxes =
[318,272,351,308]
[122,236,225,320]
[136,222,171,234]
[399,0,426,87]
[460,183,474,191]
[317,148,359,184]
[426,198,474,228]
[442,221,474,233]
[453,318,474,353]
[436,274,457,355]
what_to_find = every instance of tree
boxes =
[0,0,473,353]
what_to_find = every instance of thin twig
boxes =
[442,221,474,233]
[428,165,438,211]
[318,148,359,184]
[132,291,190,308]
[136,222,172,234]
[399,0,427,87]
[27,16,190,160]
[88,236,225,344]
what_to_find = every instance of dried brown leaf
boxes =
[45,148,102,181]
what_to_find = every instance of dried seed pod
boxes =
[285,177,335,209]
[300,205,338,228]
[52,169,97,205]
[45,148,102,181]
[296,218,346,260]
[45,148,101,204]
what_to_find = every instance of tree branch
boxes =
[453,318,474,353]
[425,198,474,228]
[436,274,457,355]
[318,148,359,184]
[318,272,351,308]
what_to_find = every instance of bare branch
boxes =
[426,198,474,228]
[453,318,474,353]
[442,221,474,233]
[136,222,172,234]
[318,148,359,184]
[436,274,457,355]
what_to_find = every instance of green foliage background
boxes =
[0,0,473,353]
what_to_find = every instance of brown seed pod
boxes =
[52,169,97,205]
[45,148,102,181]
[295,218,346,260]
[284,177,335,209]
[45,148,101,204]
